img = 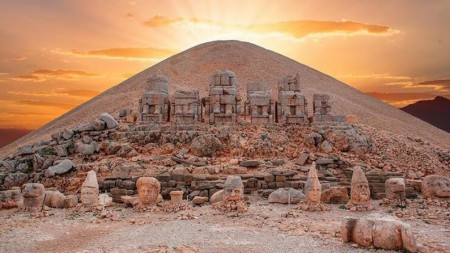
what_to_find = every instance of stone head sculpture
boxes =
[305,162,322,204]
[385,178,406,200]
[81,170,99,207]
[350,167,370,204]
[22,183,45,211]
[223,176,244,201]
[136,177,161,206]
[421,175,450,198]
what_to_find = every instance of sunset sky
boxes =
[0,0,449,131]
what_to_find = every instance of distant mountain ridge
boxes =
[401,96,450,133]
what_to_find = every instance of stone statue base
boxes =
[298,202,330,212]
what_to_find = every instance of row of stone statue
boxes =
[138,71,340,124]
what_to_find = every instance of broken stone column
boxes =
[244,82,274,124]
[172,90,201,123]
[138,74,170,123]
[276,74,308,124]
[203,70,241,124]
[312,94,333,122]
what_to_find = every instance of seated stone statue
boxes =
[421,174,450,199]
[299,162,330,211]
[22,183,45,212]
[135,177,162,210]
[346,166,374,211]
[81,170,99,209]
[341,214,418,252]
[213,176,247,213]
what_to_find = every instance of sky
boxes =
[0,0,449,132]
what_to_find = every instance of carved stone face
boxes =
[352,182,370,203]
[81,187,99,206]
[224,186,244,201]
[306,184,322,204]
[138,184,159,205]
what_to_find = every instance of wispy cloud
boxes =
[12,69,100,82]
[14,100,76,110]
[338,73,411,80]
[11,56,27,61]
[415,79,450,91]
[8,89,100,98]
[56,47,176,61]
[142,15,398,40]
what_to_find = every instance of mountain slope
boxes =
[401,96,450,133]
[2,40,450,155]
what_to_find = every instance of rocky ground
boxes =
[0,195,449,253]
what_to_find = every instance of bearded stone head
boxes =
[81,170,99,207]
[350,167,370,204]
[223,176,245,201]
[305,163,322,204]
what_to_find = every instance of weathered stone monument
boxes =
[346,166,373,211]
[203,70,242,124]
[341,214,418,252]
[172,90,201,123]
[276,74,308,124]
[299,162,330,211]
[163,190,188,212]
[421,175,450,198]
[22,183,45,211]
[244,82,274,123]
[385,178,406,200]
[213,176,247,212]
[81,170,99,208]
[135,177,161,209]
[313,94,333,122]
[138,74,170,123]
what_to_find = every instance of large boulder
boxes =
[321,187,349,203]
[421,174,450,198]
[190,134,223,157]
[2,172,29,190]
[268,188,305,204]
[99,113,118,129]
[44,160,73,177]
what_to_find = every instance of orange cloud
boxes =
[142,15,397,39]
[59,47,176,60]
[8,89,100,98]
[13,69,100,82]
[248,20,396,38]
[14,100,76,110]
[11,56,27,61]
[415,79,450,91]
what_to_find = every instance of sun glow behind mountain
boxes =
[0,0,449,131]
